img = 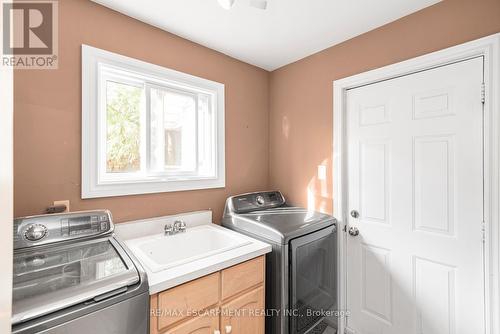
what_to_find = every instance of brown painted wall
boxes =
[268,0,500,214]
[14,0,500,224]
[14,0,269,223]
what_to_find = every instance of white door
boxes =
[345,57,485,334]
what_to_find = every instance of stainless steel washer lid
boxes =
[225,207,336,244]
[12,237,139,325]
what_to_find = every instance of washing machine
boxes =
[222,191,337,334]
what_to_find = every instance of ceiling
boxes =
[91,0,440,71]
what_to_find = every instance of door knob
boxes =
[350,210,359,218]
[225,325,232,333]
[348,227,360,237]
[214,330,221,334]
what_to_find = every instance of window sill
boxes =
[82,177,225,199]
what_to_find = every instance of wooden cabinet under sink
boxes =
[150,256,265,334]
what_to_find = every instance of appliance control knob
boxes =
[256,195,265,206]
[24,224,48,241]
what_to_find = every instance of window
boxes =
[82,45,225,198]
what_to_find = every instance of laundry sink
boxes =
[125,225,251,273]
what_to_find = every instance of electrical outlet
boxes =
[53,200,70,212]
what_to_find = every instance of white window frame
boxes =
[82,45,225,198]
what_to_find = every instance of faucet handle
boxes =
[174,220,187,232]
[164,224,173,235]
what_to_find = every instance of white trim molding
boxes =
[333,33,500,334]
[82,45,225,198]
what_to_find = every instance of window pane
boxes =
[150,87,197,172]
[106,81,142,173]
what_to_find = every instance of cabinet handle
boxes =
[214,330,221,334]
[225,325,232,333]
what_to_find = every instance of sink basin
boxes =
[125,225,251,273]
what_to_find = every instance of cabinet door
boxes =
[157,272,220,330]
[221,256,264,301]
[164,313,219,334]
[220,287,264,334]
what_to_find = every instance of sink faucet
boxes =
[164,220,186,235]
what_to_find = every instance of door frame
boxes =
[333,33,500,334]
[0,1,14,332]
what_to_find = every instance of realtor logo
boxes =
[2,0,58,69]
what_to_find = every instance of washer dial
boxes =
[24,224,48,241]
[256,195,265,206]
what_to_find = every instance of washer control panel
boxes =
[60,213,110,237]
[14,210,113,249]
[230,191,285,213]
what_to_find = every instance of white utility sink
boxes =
[125,224,251,273]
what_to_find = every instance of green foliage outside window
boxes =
[106,82,142,173]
